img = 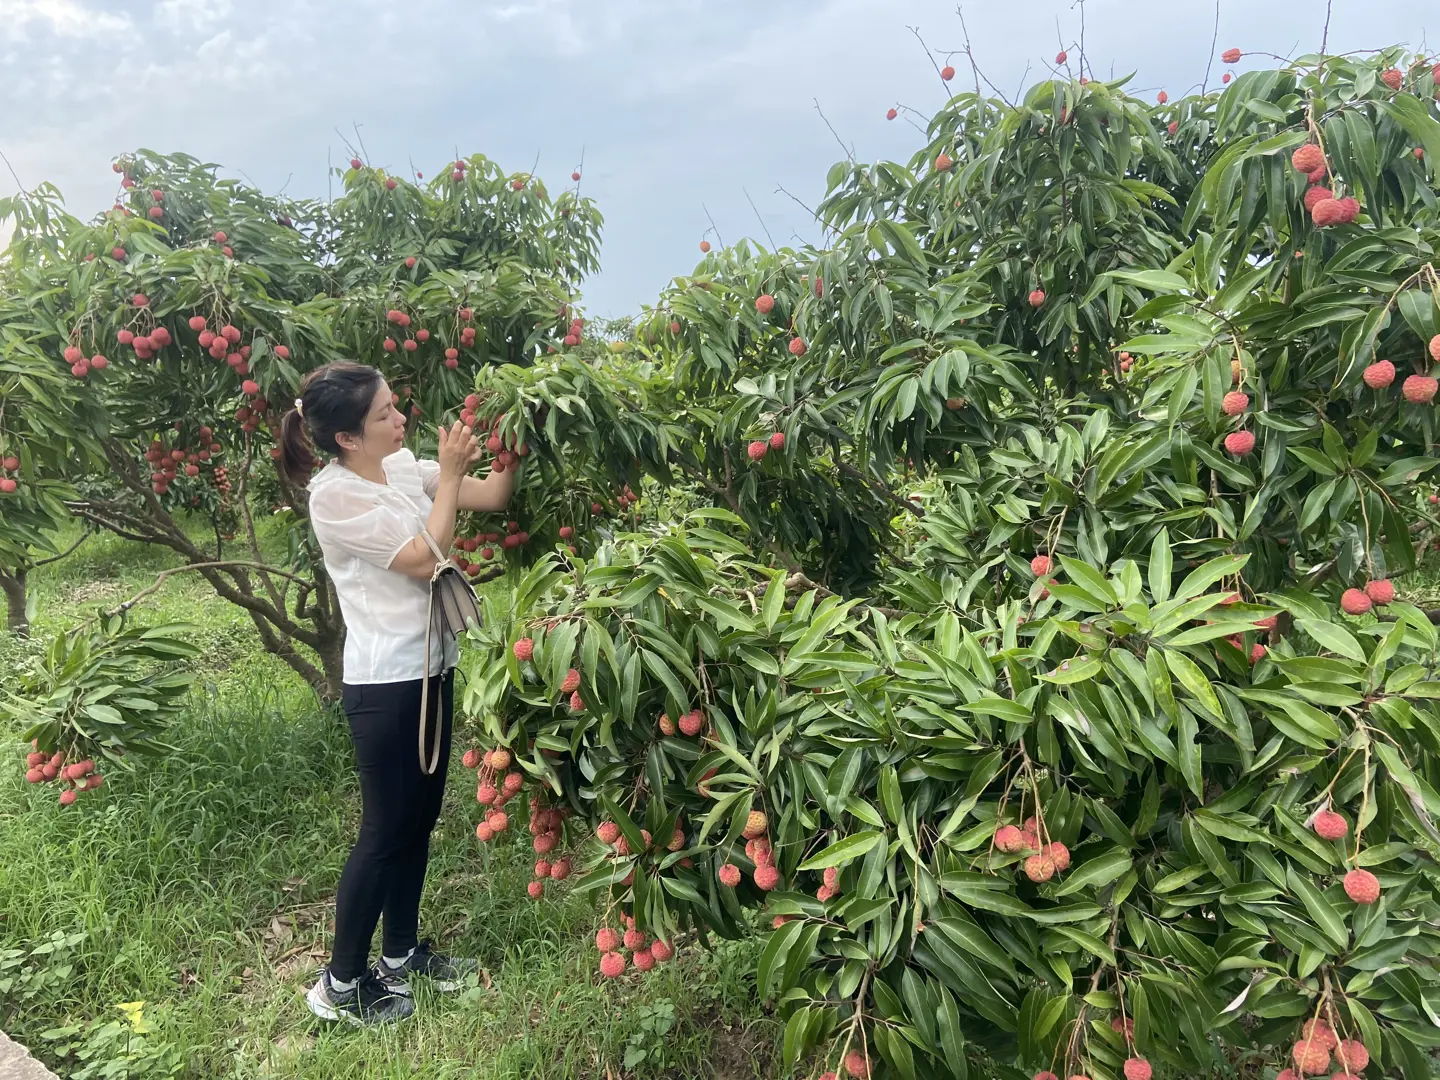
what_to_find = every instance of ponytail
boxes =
[279,406,317,486]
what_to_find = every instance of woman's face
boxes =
[341,380,406,457]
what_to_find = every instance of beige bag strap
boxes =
[418,579,442,776]
[397,487,457,775]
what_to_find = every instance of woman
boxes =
[279,361,515,1026]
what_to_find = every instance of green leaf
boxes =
[797,830,884,871]
[1053,849,1132,897]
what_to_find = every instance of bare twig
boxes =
[813,98,855,162]
[32,530,91,568]
[1201,0,1220,94]
[701,203,724,249]
[742,187,778,250]
[0,148,28,194]
[1320,0,1334,54]
[907,24,957,93]
[99,560,312,621]
[775,184,823,228]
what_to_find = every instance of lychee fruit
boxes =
[513,637,535,662]
[1304,186,1335,212]
[649,939,673,962]
[1363,359,1396,388]
[1157,91,1168,103]
[657,712,676,736]
[561,668,581,694]
[1429,334,1440,362]
[678,709,705,737]
[1224,430,1255,456]
[1364,579,1395,605]
[743,810,768,839]
[1312,198,1346,227]
[527,880,545,898]
[1291,145,1325,173]
[789,337,807,356]
[1313,809,1348,840]
[1221,391,1249,415]
[718,863,741,887]
[569,690,584,711]
[1024,853,1057,882]
[550,858,572,880]
[1340,588,1372,616]
[940,65,955,80]
[1403,375,1438,403]
[1250,643,1267,663]
[769,431,785,450]
[1291,1038,1330,1075]
[935,152,953,171]
[1222,48,1242,63]
[1381,68,1403,90]
[754,864,780,890]
[1045,842,1070,870]
[1301,1019,1337,1050]
[1122,1059,1151,1080]
[1029,289,1046,308]
[599,951,626,978]
[1334,1039,1369,1072]
[1056,50,1068,64]
[886,108,898,120]
[59,789,77,806]
[1344,867,1380,903]
[747,440,768,462]
[995,824,1026,853]
[755,294,775,314]
[699,240,711,253]
[632,948,655,971]
[597,821,620,845]
[1030,554,1051,576]
[843,1051,870,1078]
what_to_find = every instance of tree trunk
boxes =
[0,567,27,636]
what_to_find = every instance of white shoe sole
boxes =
[305,981,364,1026]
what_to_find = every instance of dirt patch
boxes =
[66,580,127,605]
[697,1006,779,1080]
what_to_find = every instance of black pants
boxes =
[329,669,454,982]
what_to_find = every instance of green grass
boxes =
[1,523,778,1079]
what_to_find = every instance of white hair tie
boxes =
[294,398,304,417]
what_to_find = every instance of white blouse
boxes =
[307,448,459,684]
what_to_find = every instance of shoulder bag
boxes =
[400,493,483,774]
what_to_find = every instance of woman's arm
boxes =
[388,422,487,580]
[457,467,517,513]
[388,473,464,580]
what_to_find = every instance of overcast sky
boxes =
[0,0,1431,317]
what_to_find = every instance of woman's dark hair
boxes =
[279,361,384,486]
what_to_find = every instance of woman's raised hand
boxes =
[436,420,482,480]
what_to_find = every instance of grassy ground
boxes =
[0,521,778,1079]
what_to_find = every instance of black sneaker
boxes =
[376,939,477,993]
[305,967,415,1026]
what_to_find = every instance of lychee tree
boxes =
[444,46,1440,1080]
[0,149,601,700]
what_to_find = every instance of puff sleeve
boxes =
[416,457,443,500]
[309,482,420,569]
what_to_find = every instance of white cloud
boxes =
[155,0,234,33]
[0,0,132,39]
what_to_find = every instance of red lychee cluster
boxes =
[142,426,222,496]
[746,431,786,462]
[0,453,19,495]
[595,911,675,979]
[468,747,523,841]
[23,742,104,805]
[561,312,586,348]
[1277,1017,1368,1079]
